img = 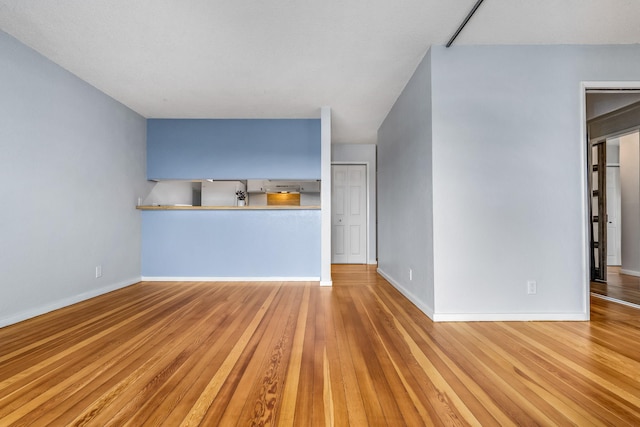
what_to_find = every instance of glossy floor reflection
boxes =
[591,266,640,306]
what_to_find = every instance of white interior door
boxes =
[606,166,621,265]
[332,165,367,264]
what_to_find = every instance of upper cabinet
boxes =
[246,179,265,192]
[147,119,321,180]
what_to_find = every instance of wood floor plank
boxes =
[317,288,349,426]
[218,285,301,426]
[178,286,279,426]
[277,286,310,426]
[347,287,426,426]
[16,285,228,426]
[311,287,328,427]
[370,283,503,426]
[0,286,210,424]
[146,285,279,427]
[2,266,640,425]
[72,285,250,427]
[591,266,640,306]
[444,323,599,426]
[335,288,388,426]
[118,295,253,426]
[292,282,320,425]
[496,322,640,424]
[325,288,369,426]
[369,287,507,427]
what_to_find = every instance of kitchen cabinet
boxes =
[246,180,265,193]
[300,181,320,193]
[201,181,245,206]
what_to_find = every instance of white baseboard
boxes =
[377,268,435,319]
[141,276,320,282]
[432,312,589,322]
[620,269,640,277]
[368,259,378,265]
[0,277,141,328]
[320,280,333,287]
[376,268,589,322]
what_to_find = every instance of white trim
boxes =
[0,277,141,328]
[378,268,588,322]
[432,312,589,322]
[584,81,640,91]
[580,82,592,319]
[320,106,332,286]
[331,144,378,265]
[591,292,640,310]
[377,268,435,320]
[320,280,333,287]
[332,160,377,265]
[620,269,640,277]
[141,276,320,282]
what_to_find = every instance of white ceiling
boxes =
[1,1,639,144]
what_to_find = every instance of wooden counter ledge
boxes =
[137,205,320,210]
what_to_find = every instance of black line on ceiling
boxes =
[446,0,485,48]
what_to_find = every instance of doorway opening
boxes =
[585,87,640,306]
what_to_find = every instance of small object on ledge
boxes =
[236,190,247,207]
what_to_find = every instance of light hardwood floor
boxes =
[2,265,640,426]
[591,266,640,306]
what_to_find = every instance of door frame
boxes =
[331,162,371,264]
[581,81,640,316]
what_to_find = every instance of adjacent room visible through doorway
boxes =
[586,89,640,307]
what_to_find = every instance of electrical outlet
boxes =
[96,265,102,278]
[527,280,537,295]
[409,268,413,281]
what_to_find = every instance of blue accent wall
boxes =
[142,210,321,278]
[147,119,321,180]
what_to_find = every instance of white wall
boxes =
[377,50,435,316]
[607,140,621,164]
[332,143,377,264]
[429,45,640,320]
[620,132,640,276]
[0,31,148,327]
[320,107,332,285]
[378,44,640,321]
